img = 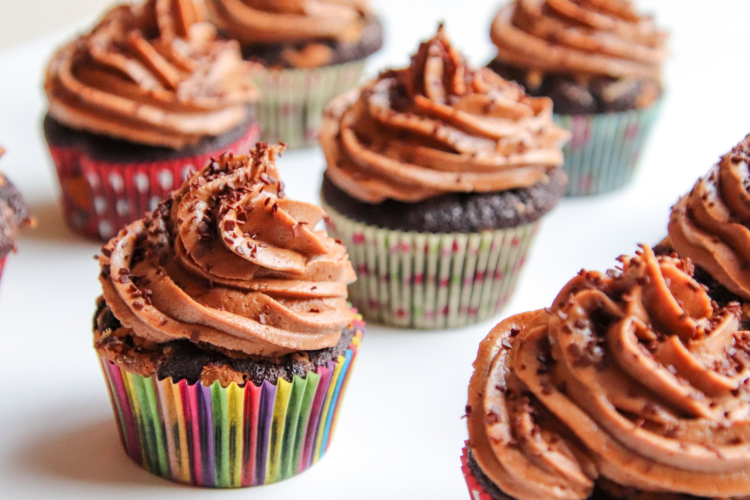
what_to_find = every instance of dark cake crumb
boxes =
[321,167,566,233]
[43,108,256,163]
[240,16,383,69]
[487,60,662,115]
[94,297,359,387]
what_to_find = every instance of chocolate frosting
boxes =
[98,143,356,357]
[490,0,668,81]
[205,0,374,45]
[45,0,258,149]
[468,245,750,499]
[670,136,750,303]
[0,149,33,259]
[321,26,570,204]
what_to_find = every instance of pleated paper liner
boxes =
[98,318,363,488]
[461,444,495,500]
[323,202,539,329]
[554,100,661,196]
[254,60,366,149]
[48,123,260,242]
[0,255,6,290]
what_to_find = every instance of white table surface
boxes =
[1,1,749,498]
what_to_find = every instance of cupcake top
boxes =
[490,0,668,82]
[205,0,382,68]
[0,149,33,260]
[45,0,259,149]
[321,26,570,205]
[467,245,750,499]
[670,135,750,302]
[98,143,356,358]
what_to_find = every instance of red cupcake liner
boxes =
[0,256,6,288]
[461,443,495,500]
[48,124,260,241]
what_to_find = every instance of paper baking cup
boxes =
[98,320,363,487]
[554,100,661,196]
[0,256,6,289]
[48,124,260,242]
[254,60,366,149]
[323,203,539,329]
[461,444,496,500]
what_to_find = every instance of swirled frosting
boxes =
[670,136,750,303]
[98,143,356,357]
[490,0,668,82]
[205,0,373,45]
[321,26,570,204]
[468,245,750,499]
[45,0,258,149]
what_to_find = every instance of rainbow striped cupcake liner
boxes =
[323,203,539,329]
[98,322,363,488]
[555,100,661,196]
[254,60,366,150]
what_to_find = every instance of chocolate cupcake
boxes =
[320,26,570,329]
[95,143,363,487]
[205,0,383,148]
[489,0,668,195]
[44,0,260,241]
[464,245,750,499]
[0,149,33,290]
[669,135,750,305]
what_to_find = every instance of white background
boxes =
[1,1,749,498]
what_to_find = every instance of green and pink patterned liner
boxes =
[323,203,539,329]
[555,100,661,196]
[254,60,366,150]
[98,318,364,488]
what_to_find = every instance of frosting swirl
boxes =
[98,143,356,357]
[45,0,258,149]
[490,0,668,81]
[468,245,750,499]
[670,136,750,303]
[321,26,570,204]
[205,0,374,45]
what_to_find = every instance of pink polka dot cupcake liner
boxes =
[555,100,662,196]
[323,202,539,329]
[47,123,260,241]
[460,444,495,500]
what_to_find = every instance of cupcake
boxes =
[95,143,362,487]
[464,244,750,499]
[669,135,750,307]
[0,149,33,290]
[489,0,668,196]
[320,26,570,329]
[204,0,383,149]
[44,0,260,241]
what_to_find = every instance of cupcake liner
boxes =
[554,100,661,196]
[254,60,366,149]
[460,444,495,500]
[48,123,260,241]
[98,318,363,487]
[0,256,6,288]
[323,202,539,329]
